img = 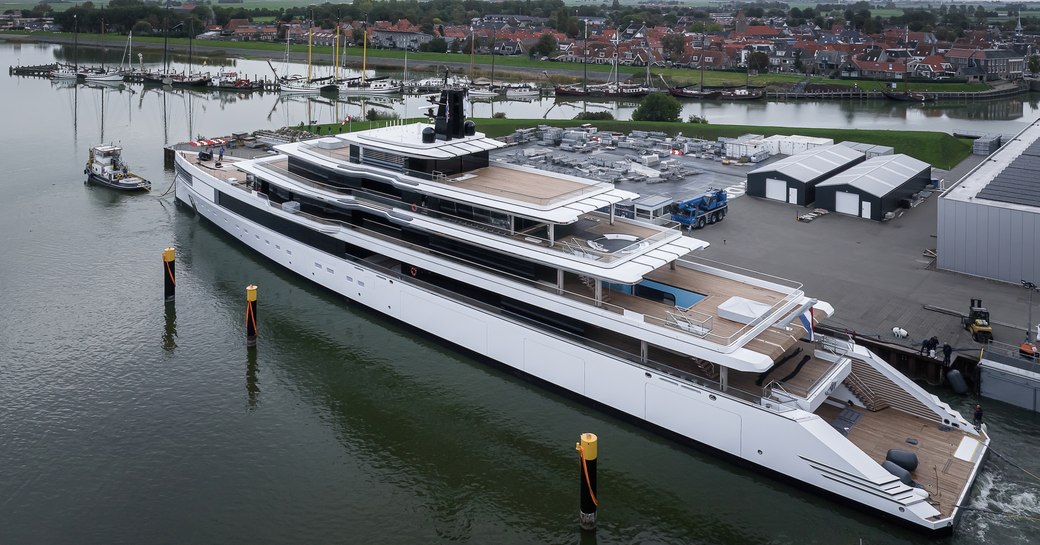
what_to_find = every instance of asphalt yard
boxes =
[693,154,1034,358]
[496,142,1029,358]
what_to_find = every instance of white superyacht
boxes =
[174,89,988,533]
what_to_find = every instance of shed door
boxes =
[835,191,859,215]
[788,187,798,204]
[861,201,872,219]
[765,178,786,201]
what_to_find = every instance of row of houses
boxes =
[199,9,1038,81]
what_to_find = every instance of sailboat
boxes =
[51,14,80,79]
[275,20,332,93]
[84,86,150,192]
[553,33,651,98]
[168,22,210,87]
[713,52,765,100]
[882,65,931,102]
[82,10,124,82]
[338,20,402,95]
[662,39,720,100]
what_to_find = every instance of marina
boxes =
[3,41,1040,545]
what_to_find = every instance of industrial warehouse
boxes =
[745,144,866,206]
[815,154,933,221]
[938,118,1040,284]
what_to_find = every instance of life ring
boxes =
[410,203,417,212]
[409,266,418,277]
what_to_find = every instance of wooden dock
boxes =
[9,63,58,77]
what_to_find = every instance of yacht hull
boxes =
[174,152,984,534]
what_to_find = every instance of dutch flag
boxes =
[800,307,815,342]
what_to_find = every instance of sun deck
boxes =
[299,142,608,207]
[177,151,252,185]
[816,403,985,519]
[555,259,807,355]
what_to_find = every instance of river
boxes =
[2,41,1039,545]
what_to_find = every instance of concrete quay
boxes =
[693,153,1036,384]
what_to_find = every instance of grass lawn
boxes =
[308,118,973,170]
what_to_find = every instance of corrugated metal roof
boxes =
[838,141,894,155]
[748,144,864,183]
[817,154,930,197]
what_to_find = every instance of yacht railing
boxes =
[309,238,802,415]
[241,188,810,414]
[254,187,796,350]
[239,167,804,350]
[251,162,681,266]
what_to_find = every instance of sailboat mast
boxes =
[490,26,496,87]
[334,21,339,81]
[162,5,169,74]
[583,19,588,93]
[611,32,619,87]
[362,18,368,84]
[188,21,193,76]
[73,14,78,71]
[100,8,105,70]
[307,11,313,81]
[700,36,705,88]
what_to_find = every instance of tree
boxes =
[574,111,614,120]
[421,36,447,53]
[631,93,681,122]
[529,32,558,58]
[748,51,769,72]
[1029,54,1040,75]
[661,32,685,59]
[132,20,152,34]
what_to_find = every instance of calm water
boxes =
[2,41,1039,544]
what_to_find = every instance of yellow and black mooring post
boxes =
[162,247,176,302]
[577,432,598,531]
[246,284,258,346]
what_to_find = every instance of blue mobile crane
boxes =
[670,189,728,230]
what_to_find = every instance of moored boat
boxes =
[173,88,988,533]
[553,81,651,98]
[882,90,933,102]
[337,76,403,95]
[211,71,264,91]
[717,87,765,100]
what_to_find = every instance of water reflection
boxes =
[246,346,259,409]
[27,42,1040,135]
[938,98,1025,121]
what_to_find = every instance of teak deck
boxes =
[816,403,980,519]
[450,165,593,205]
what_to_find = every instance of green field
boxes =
[309,118,973,169]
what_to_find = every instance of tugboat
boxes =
[85,145,151,192]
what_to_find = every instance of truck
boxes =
[670,189,729,230]
[963,298,993,343]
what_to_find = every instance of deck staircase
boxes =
[842,372,888,411]
[691,357,719,379]
[843,360,937,422]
